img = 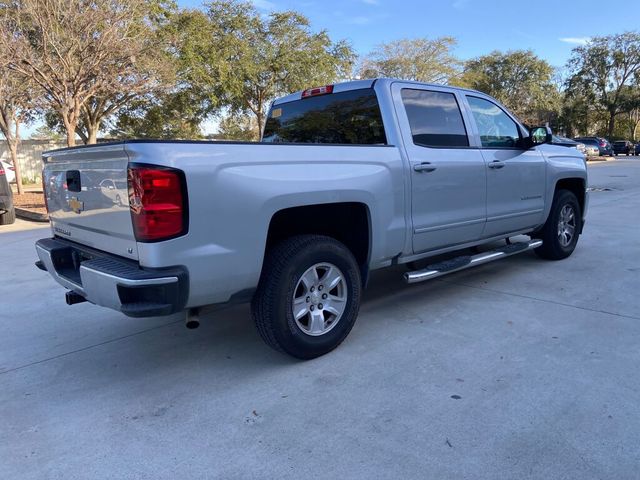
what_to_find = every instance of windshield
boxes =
[262,88,387,145]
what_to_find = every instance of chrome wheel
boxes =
[557,204,576,247]
[292,262,347,336]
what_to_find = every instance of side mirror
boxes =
[529,125,552,146]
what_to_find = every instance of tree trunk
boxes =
[86,122,98,144]
[255,110,264,140]
[607,111,616,139]
[10,122,24,195]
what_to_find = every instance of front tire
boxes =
[251,235,362,359]
[533,189,581,260]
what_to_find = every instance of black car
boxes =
[574,136,614,156]
[0,164,16,225]
[635,143,640,156]
[613,140,634,155]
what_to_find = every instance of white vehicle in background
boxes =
[0,160,16,184]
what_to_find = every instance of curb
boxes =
[15,208,49,223]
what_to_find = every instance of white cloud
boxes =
[252,0,276,10]
[348,16,373,25]
[559,37,590,45]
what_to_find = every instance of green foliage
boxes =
[461,50,560,125]
[564,32,640,137]
[30,124,65,141]
[360,37,460,84]
[217,113,258,141]
[187,1,356,136]
[111,93,205,139]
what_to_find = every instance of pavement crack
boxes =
[0,319,183,376]
[435,279,640,321]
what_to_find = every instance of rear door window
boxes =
[400,89,469,147]
[262,88,386,144]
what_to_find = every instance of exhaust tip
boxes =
[185,308,200,329]
[185,319,200,329]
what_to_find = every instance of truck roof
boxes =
[272,77,485,106]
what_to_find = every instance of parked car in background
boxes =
[613,140,634,155]
[574,137,613,156]
[584,144,599,157]
[0,164,16,225]
[0,160,16,184]
[635,143,640,156]
[552,135,586,155]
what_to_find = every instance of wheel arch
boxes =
[264,202,372,286]
[554,177,586,226]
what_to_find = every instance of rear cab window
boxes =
[262,88,387,144]
[400,89,469,148]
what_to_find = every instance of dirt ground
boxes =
[13,192,47,215]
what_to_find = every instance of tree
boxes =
[461,50,560,125]
[217,112,258,141]
[0,0,171,146]
[565,32,640,138]
[185,1,355,138]
[359,37,461,83]
[111,92,205,139]
[0,66,38,194]
[112,8,214,139]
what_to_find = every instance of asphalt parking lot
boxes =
[1,158,639,479]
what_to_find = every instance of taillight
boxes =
[301,85,334,98]
[599,141,606,147]
[127,165,188,242]
[0,168,5,175]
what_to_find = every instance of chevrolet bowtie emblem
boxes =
[68,197,84,214]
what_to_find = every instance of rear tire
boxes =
[251,235,362,359]
[533,189,581,260]
[0,207,16,225]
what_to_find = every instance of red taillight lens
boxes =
[599,142,606,147]
[127,165,187,242]
[0,168,5,175]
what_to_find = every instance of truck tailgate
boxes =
[42,143,138,260]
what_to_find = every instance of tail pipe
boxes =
[185,308,200,329]
[65,290,87,305]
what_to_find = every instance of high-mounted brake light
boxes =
[301,85,334,99]
[128,165,188,242]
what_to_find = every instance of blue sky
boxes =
[180,0,640,68]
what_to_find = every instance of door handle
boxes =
[413,162,437,173]
[488,161,505,169]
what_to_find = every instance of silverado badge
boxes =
[68,196,84,214]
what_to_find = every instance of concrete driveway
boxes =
[1,159,639,479]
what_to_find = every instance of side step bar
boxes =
[404,239,542,284]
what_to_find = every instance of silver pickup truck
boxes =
[36,78,588,359]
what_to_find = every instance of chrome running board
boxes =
[404,239,543,284]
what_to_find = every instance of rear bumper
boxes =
[35,237,189,317]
